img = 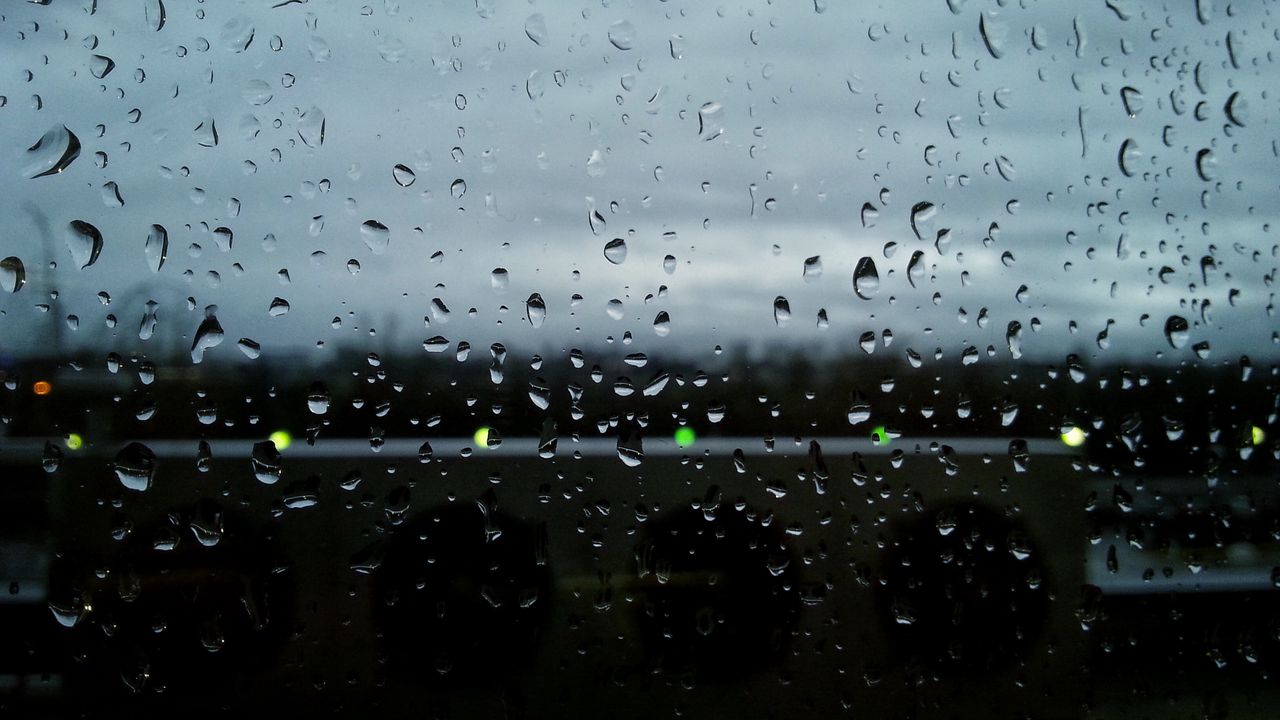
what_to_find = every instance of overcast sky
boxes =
[1,0,1276,370]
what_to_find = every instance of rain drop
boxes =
[853,257,879,299]
[1119,86,1143,117]
[0,257,26,293]
[23,125,81,178]
[190,307,224,363]
[360,220,390,254]
[773,296,791,326]
[608,20,636,50]
[653,311,671,337]
[802,256,822,282]
[1164,315,1189,349]
[251,440,283,485]
[603,238,628,265]
[113,442,157,492]
[65,221,103,270]
[89,54,115,79]
[491,268,509,292]
[144,225,168,272]
[526,293,547,328]
[392,164,416,187]
[524,14,548,46]
[909,202,936,240]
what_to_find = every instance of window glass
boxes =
[1,1,1277,716]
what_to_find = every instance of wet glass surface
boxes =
[1,1,1278,717]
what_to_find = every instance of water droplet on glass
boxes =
[669,33,686,59]
[490,268,509,293]
[859,331,877,354]
[526,69,546,101]
[909,202,936,240]
[42,441,63,473]
[773,296,791,327]
[538,419,558,458]
[1164,315,1189,349]
[268,297,290,317]
[603,238,627,265]
[138,300,159,340]
[65,220,103,270]
[906,251,926,288]
[188,502,224,547]
[978,12,1007,59]
[608,20,636,50]
[697,102,724,141]
[305,382,331,415]
[848,394,872,425]
[526,376,553,409]
[23,125,80,178]
[802,256,822,282]
[1119,86,1143,116]
[251,441,283,484]
[100,181,123,207]
[586,150,607,177]
[213,226,234,251]
[377,35,406,63]
[450,178,467,199]
[1006,321,1023,359]
[1196,0,1214,25]
[1194,149,1216,181]
[144,224,168,272]
[392,164,416,187]
[589,209,607,235]
[113,442,157,492]
[653,311,671,337]
[853,257,879,300]
[617,432,644,467]
[221,15,255,52]
[144,0,166,32]
[993,155,1015,181]
[0,257,26,293]
[860,202,879,229]
[89,54,115,79]
[1224,91,1247,126]
[48,597,88,628]
[308,35,332,63]
[193,117,218,147]
[1117,138,1140,177]
[240,79,273,107]
[706,402,727,424]
[361,220,390,254]
[190,306,224,363]
[297,106,326,147]
[526,292,546,328]
[524,14,548,45]
[999,400,1019,427]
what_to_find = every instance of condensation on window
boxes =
[0,1,1277,717]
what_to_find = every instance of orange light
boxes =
[33,381,52,396]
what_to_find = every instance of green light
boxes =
[871,425,889,446]
[65,433,84,451]
[674,427,696,448]
[269,430,292,451]
[1060,426,1086,448]
[1252,426,1266,446]
[473,426,491,448]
